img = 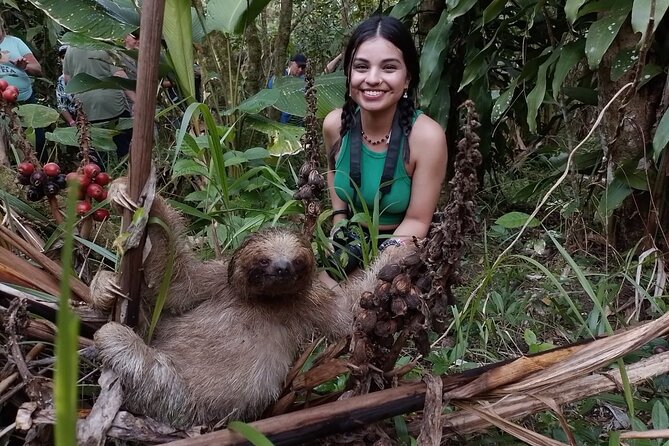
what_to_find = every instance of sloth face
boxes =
[228,228,316,298]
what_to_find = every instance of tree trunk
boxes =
[243,18,264,97]
[598,19,663,249]
[272,0,293,78]
[418,0,445,42]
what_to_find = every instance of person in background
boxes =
[268,53,308,125]
[325,52,343,73]
[0,16,45,155]
[55,45,77,127]
[320,15,447,286]
[63,46,135,157]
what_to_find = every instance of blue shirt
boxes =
[0,36,34,101]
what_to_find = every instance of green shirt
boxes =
[333,111,421,225]
[63,47,129,122]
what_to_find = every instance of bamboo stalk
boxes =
[116,0,165,326]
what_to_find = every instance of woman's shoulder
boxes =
[411,113,446,147]
[324,108,342,130]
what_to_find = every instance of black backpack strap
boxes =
[379,110,403,195]
[349,113,363,190]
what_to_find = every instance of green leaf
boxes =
[231,89,280,115]
[610,48,638,81]
[526,51,559,133]
[653,108,669,161]
[492,83,516,123]
[172,159,208,178]
[652,400,669,429]
[482,0,507,24]
[565,0,588,24]
[46,127,119,152]
[269,72,345,119]
[27,0,137,39]
[390,0,420,19]
[523,329,538,346]
[459,49,490,92]
[638,63,663,88]
[243,147,271,160]
[60,31,119,51]
[631,0,669,43]
[449,0,477,20]
[597,178,632,221]
[552,40,585,100]
[244,115,304,156]
[563,86,598,105]
[204,0,272,34]
[17,104,60,128]
[585,0,632,70]
[495,211,541,229]
[163,0,195,101]
[418,10,453,107]
[64,73,135,94]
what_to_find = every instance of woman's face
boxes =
[348,36,409,113]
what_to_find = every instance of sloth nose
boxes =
[273,259,292,276]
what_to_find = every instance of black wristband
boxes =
[332,209,349,217]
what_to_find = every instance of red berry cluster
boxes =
[0,79,19,103]
[16,161,67,201]
[65,163,111,222]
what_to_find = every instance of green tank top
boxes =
[333,111,421,225]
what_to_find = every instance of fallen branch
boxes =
[160,312,669,446]
[77,369,124,446]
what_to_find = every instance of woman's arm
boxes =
[15,53,41,76]
[323,109,349,226]
[392,115,448,240]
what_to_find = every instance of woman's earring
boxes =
[403,89,408,99]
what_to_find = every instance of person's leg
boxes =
[111,110,133,158]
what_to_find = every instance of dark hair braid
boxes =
[328,94,357,168]
[398,96,416,163]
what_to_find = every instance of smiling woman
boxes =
[321,15,448,283]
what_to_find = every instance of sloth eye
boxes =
[258,258,270,266]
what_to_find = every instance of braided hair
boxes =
[329,15,419,168]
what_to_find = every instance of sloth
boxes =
[91,179,357,428]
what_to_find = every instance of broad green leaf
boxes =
[585,1,632,70]
[46,127,119,152]
[523,329,538,346]
[163,0,195,101]
[458,49,490,92]
[97,0,140,25]
[597,178,632,221]
[172,159,208,178]
[448,0,477,20]
[639,63,663,88]
[27,0,136,39]
[17,104,60,128]
[60,32,118,51]
[243,147,271,160]
[652,400,669,429]
[230,89,279,115]
[527,52,559,133]
[631,0,669,43]
[652,109,669,161]
[65,73,135,94]
[491,82,516,122]
[495,211,541,229]
[204,0,272,34]
[419,10,453,107]
[390,0,420,18]
[483,0,507,24]
[552,40,585,100]
[424,68,452,129]
[244,115,304,156]
[563,86,598,105]
[565,0,587,24]
[610,48,638,81]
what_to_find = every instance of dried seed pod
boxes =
[355,309,377,333]
[375,335,395,348]
[390,296,407,316]
[391,273,412,295]
[377,263,403,282]
[373,281,391,296]
[293,184,312,200]
[308,170,325,187]
[359,291,376,309]
[414,330,430,356]
[408,313,426,333]
[400,253,421,267]
[374,319,398,338]
[415,276,432,293]
[298,163,312,178]
[404,288,422,310]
